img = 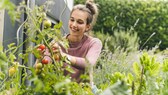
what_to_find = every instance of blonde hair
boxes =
[71,0,99,32]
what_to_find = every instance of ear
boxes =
[86,24,91,32]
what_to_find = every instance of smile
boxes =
[71,28,79,32]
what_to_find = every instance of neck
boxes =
[68,34,84,43]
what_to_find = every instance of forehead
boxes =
[71,9,88,21]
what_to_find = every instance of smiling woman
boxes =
[51,0,102,83]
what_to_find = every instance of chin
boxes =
[70,30,78,32]
[70,33,79,36]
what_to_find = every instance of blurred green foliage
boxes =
[94,47,168,95]
[75,0,168,50]
[0,0,20,24]
[94,29,139,53]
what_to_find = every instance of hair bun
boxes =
[85,0,96,15]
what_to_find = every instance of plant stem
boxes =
[137,67,144,95]
[0,77,9,88]
[18,65,31,70]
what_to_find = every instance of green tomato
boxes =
[35,69,42,75]
[36,63,43,69]
[9,67,16,76]
[43,19,51,28]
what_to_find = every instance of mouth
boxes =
[71,28,79,32]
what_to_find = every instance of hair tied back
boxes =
[85,0,96,15]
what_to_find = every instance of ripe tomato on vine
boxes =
[41,58,49,64]
[38,44,46,51]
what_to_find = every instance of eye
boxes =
[77,20,84,24]
[70,18,74,22]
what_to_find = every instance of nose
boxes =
[72,21,77,27]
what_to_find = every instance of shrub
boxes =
[94,29,139,53]
[75,0,168,50]
[94,49,168,95]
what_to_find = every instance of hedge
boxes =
[75,0,168,50]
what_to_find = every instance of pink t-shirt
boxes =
[43,34,102,82]
[62,34,102,82]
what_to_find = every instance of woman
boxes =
[55,0,102,83]
[45,0,102,83]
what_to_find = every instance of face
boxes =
[68,9,90,36]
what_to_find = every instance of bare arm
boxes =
[64,38,102,69]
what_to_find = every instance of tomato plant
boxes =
[3,0,168,95]
[0,1,93,95]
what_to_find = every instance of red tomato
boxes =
[41,58,49,64]
[38,44,46,51]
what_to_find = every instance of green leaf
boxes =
[65,65,75,74]
[32,49,42,59]
[100,81,130,95]
[0,52,7,62]
[0,46,3,52]
[7,43,16,48]
[0,71,5,80]
[54,21,63,29]
[9,53,16,62]
[54,79,71,90]
[162,58,168,72]
[149,62,160,76]
[18,53,24,59]
[133,62,141,77]
[33,78,44,92]
[127,73,133,84]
